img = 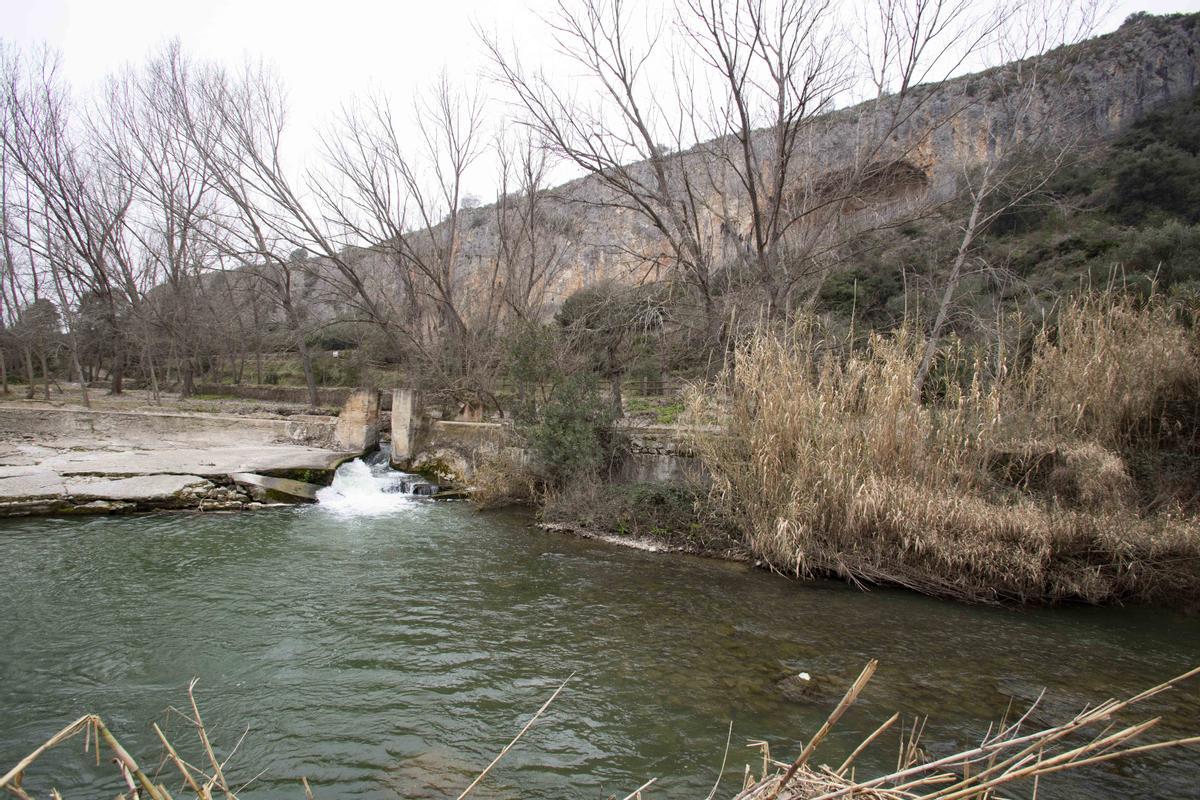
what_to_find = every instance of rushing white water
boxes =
[315,455,418,515]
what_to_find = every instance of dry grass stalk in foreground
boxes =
[0,674,629,800]
[3,664,1197,799]
[736,660,1200,800]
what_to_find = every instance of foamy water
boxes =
[315,457,417,515]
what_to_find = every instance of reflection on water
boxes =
[0,500,1197,799]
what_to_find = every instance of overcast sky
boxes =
[3,0,1197,199]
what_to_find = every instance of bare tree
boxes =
[911,0,1101,398]
[492,128,575,323]
[0,45,143,395]
[485,0,1004,361]
[162,58,326,405]
[313,75,505,407]
[95,42,223,399]
[484,0,728,349]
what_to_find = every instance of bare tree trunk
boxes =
[610,368,623,420]
[0,351,7,394]
[913,179,988,401]
[145,344,161,405]
[180,360,194,398]
[109,327,125,395]
[70,346,90,408]
[38,350,49,400]
[297,337,319,407]
[22,347,34,399]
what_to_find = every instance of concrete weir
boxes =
[383,387,702,487]
[0,391,382,517]
[229,472,323,503]
[389,388,420,469]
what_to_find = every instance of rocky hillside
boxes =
[456,12,1190,304]
[304,12,1200,325]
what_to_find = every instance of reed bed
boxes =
[735,661,1200,800]
[689,292,1200,604]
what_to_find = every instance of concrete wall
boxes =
[390,389,421,467]
[0,406,339,449]
[193,384,394,410]
[333,389,381,451]
[400,416,702,485]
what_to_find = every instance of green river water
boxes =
[1,458,1198,799]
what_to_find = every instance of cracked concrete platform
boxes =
[0,405,357,515]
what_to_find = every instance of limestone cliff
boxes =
[306,12,1200,324]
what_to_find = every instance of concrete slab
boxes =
[229,473,321,502]
[64,474,212,501]
[43,446,352,477]
[0,403,359,516]
[0,470,68,500]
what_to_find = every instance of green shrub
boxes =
[624,396,686,424]
[517,374,627,486]
[817,267,903,328]
[1109,142,1200,224]
[1118,221,1200,288]
[541,480,741,551]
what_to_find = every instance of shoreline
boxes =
[536,520,752,562]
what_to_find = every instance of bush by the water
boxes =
[689,291,1200,604]
[514,373,628,486]
[541,480,742,552]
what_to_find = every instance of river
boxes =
[1,457,1198,799]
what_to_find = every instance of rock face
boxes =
[288,13,1200,323]
[409,447,470,484]
[333,389,382,453]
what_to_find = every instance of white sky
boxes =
[3,0,1198,200]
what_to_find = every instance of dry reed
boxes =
[735,662,1200,800]
[689,292,1200,604]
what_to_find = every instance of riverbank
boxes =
[478,293,1200,610]
[687,295,1200,609]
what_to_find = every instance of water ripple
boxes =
[1,506,1198,799]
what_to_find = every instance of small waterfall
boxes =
[316,447,438,515]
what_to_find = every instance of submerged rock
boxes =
[775,671,847,705]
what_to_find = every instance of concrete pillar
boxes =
[390,388,420,467]
[333,389,381,453]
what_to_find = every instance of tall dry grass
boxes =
[689,292,1200,604]
[737,661,1200,800]
[1023,293,1197,447]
